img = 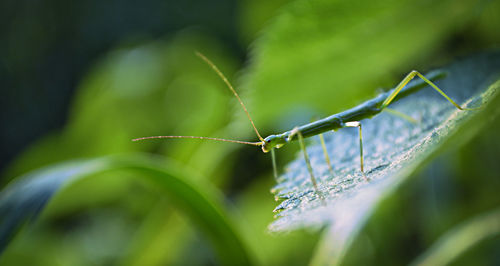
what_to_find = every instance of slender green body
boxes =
[262,70,446,150]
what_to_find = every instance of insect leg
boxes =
[345,121,367,180]
[380,70,474,110]
[270,148,279,181]
[290,127,323,200]
[383,108,418,124]
[319,133,334,177]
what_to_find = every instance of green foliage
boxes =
[1,0,500,265]
[3,32,239,181]
[240,0,482,129]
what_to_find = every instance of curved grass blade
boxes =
[409,208,500,266]
[0,155,253,266]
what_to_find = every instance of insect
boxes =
[133,52,475,196]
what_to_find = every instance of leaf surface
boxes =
[270,52,500,263]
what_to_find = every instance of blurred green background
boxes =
[1,0,499,265]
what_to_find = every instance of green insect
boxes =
[133,52,475,195]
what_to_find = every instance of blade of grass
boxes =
[0,155,254,266]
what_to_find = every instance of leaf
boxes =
[237,0,289,44]
[0,155,253,266]
[269,52,500,262]
[240,0,482,129]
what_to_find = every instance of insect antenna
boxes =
[132,52,265,147]
[132,135,262,146]
[195,51,265,142]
